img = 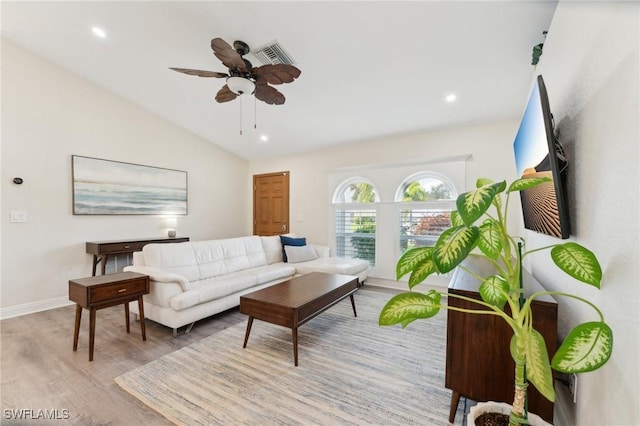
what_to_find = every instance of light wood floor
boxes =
[0,285,397,425]
[0,299,246,425]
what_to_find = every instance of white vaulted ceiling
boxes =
[1,1,557,160]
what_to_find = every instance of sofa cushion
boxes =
[170,274,258,311]
[284,245,319,263]
[142,242,200,282]
[293,257,369,277]
[260,235,284,264]
[192,237,268,280]
[280,236,306,262]
[249,264,297,284]
[168,264,296,311]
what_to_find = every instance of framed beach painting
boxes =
[72,155,187,215]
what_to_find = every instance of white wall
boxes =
[249,120,521,284]
[1,40,249,315]
[525,2,639,425]
[248,4,640,423]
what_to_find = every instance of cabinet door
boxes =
[445,288,557,424]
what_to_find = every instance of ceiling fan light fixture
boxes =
[227,77,255,96]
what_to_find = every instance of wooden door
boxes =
[253,171,290,236]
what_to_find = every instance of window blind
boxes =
[335,209,376,266]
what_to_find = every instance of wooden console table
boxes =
[69,272,150,361]
[445,255,558,424]
[86,236,189,276]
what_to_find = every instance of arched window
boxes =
[332,178,378,266]
[396,172,457,254]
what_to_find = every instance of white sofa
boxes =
[123,235,369,336]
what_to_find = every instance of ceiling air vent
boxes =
[251,40,297,66]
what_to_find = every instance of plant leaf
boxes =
[433,226,479,273]
[408,256,439,289]
[551,243,602,287]
[476,177,494,188]
[450,210,464,227]
[479,275,509,309]
[552,322,613,373]
[378,291,441,328]
[507,177,552,193]
[456,182,503,226]
[478,219,503,259]
[396,247,434,280]
[524,329,555,402]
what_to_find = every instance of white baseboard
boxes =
[0,296,74,320]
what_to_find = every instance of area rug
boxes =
[115,289,463,425]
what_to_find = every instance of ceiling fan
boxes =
[170,38,301,105]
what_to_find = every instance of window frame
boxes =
[332,178,379,267]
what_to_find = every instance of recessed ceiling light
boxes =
[260,135,269,142]
[92,27,107,39]
[445,94,457,102]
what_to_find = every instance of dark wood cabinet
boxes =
[445,255,557,424]
[86,236,189,276]
[69,272,150,361]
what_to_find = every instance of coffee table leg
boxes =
[292,327,299,366]
[243,316,254,348]
[350,294,357,317]
[73,304,82,351]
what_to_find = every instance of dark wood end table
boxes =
[240,272,358,366]
[69,271,150,361]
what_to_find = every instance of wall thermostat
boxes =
[13,177,23,185]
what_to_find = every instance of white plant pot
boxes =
[467,401,552,426]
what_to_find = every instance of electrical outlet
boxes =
[569,373,578,403]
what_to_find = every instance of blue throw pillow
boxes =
[280,236,306,262]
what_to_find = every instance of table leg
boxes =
[242,316,254,348]
[124,302,130,333]
[100,255,107,275]
[138,297,146,341]
[449,390,461,423]
[349,294,357,317]
[292,327,299,367]
[73,304,82,351]
[89,308,96,362]
[91,256,99,276]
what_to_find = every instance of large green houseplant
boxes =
[379,177,613,425]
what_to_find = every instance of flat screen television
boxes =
[513,75,570,239]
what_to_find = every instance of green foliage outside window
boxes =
[400,180,453,253]
[348,183,376,264]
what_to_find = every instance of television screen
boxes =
[513,75,570,239]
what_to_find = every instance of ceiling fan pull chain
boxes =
[254,95,257,130]
[239,96,243,135]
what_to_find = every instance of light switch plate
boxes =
[10,211,27,223]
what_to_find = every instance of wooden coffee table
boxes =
[240,272,358,366]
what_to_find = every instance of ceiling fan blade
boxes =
[211,38,247,73]
[215,85,239,103]
[169,67,228,78]
[253,64,301,85]
[254,81,286,105]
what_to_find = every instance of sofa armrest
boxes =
[124,265,191,291]
[313,245,330,258]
